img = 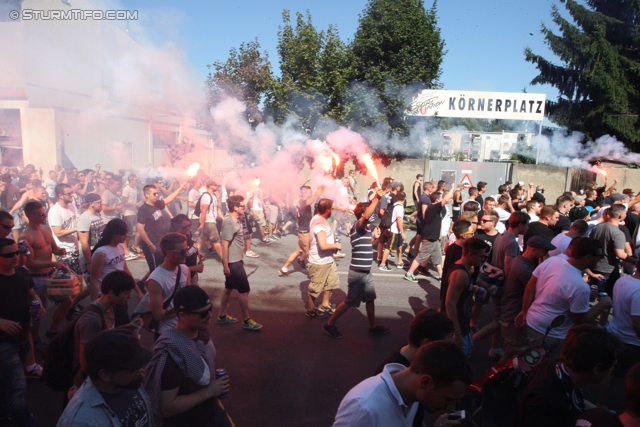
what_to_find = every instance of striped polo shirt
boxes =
[349,221,374,272]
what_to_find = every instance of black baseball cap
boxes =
[174,286,211,313]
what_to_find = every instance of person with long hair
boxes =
[169,214,204,286]
[90,218,141,325]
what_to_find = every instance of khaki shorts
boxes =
[252,210,267,227]
[297,232,309,254]
[415,239,442,265]
[201,222,220,244]
[307,262,340,298]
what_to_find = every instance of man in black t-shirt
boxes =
[404,184,455,282]
[137,183,186,273]
[0,238,44,426]
[144,286,231,427]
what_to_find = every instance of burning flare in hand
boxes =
[187,162,200,178]
[360,153,380,185]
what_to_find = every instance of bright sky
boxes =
[119,0,562,101]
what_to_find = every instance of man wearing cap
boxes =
[196,180,224,260]
[144,286,231,427]
[499,236,556,358]
[58,329,154,427]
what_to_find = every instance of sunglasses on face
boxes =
[0,251,20,258]
[187,307,212,319]
[170,249,188,256]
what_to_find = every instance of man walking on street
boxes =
[323,189,389,339]
[217,195,262,330]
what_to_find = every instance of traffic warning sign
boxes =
[460,173,473,188]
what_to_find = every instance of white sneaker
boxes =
[245,251,259,258]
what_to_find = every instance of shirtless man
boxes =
[20,201,71,344]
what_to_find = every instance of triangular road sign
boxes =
[460,173,473,188]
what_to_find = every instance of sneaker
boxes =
[278,267,291,277]
[323,323,344,339]
[396,263,406,269]
[124,253,138,261]
[261,238,271,244]
[333,252,346,259]
[270,234,280,240]
[378,265,392,272]
[305,308,327,319]
[245,250,260,258]
[217,314,238,324]
[404,272,418,282]
[368,325,390,335]
[25,364,43,379]
[488,348,504,358]
[318,304,336,315]
[243,318,262,330]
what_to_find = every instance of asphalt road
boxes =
[24,228,625,427]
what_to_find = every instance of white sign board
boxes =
[406,89,546,121]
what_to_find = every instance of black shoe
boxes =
[323,323,344,339]
[368,325,390,335]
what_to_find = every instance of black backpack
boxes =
[380,201,401,229]
[42,304,105,392]
[192,192,213,218]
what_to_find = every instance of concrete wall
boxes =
[512,164,570,204]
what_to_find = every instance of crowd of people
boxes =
[1,161,640,426]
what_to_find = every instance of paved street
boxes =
[25,229,625,426]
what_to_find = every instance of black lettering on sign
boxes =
[468,98,475,110]
[449,98,456,110]
[488,99,493,111]
[513,100,518,112]
[529,100,535,113]
[458,98,466,110]
[536,101,543,114]
[478,98,485,111]
[520,101,527,112]
[496,99,502,112]
[505,100,512,111]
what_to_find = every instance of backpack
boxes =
[42,304,105,392]
[380,202,398,229]
[192,192,213,218]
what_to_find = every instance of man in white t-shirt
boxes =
[43,170,58,201]
[187,178,203,230]
[48,183,80,274]
[516,237,613,357]
[608,260,640,352]
[306,198,342,319]
[378,191,406,271]
[196,180,224,260]
[101,178,122,222]
[122,174,142,253]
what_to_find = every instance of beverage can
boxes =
[215,368,228,399]
[589,285,598,303]
[598,277,606,292]
[31,300,41,322]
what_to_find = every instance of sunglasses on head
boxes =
[0,251,20,258]
[187,307,212,319]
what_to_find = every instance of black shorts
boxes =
[225,260,250,294]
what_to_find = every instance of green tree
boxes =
[346,0,446,136]
[526,0,640,148]
[204,39,273,126]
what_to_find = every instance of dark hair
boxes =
[570,237,603,259]
[317,198,333,215]
[160,232,187,254]
[625,362,640,416]
[484,196,495,206]
[353,202,370,220]
[55,183,70,197]
[396,191,406,202]
[416,174,423,179]
[143,184,157,195]
[462,237,490,256]
[92,219,128,255]
[452,220,471,238]
[477,181,487,191]
[169,214,191,233]
[24,200,45,216]
[408,309,454,348]
[101,270,135,295]
[410,341,473,387]
[608,204,627,217]
[571,219,589,234]
[561,324,621,374]
[498,184,507,194]
[462,200,480,212]
[585,189,596,198]
[525,200,539,212]
[508,211,530,228]
[227,195,245,212]
[0,210,12,222]
[429,192,442,204]
[300,185,311,191]
[497,194,510,205]
[468,187,478,197]
[0,237,16,251]
[556,195,574,207]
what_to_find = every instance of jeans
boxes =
[0,339,33,426]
